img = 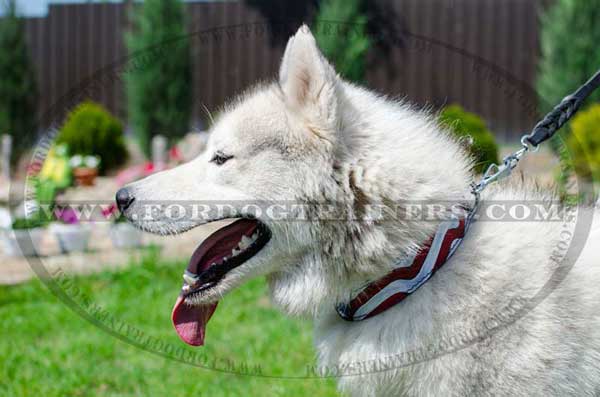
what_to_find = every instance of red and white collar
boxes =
[336,206,475,321]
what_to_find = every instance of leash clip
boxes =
[472,144,528,195]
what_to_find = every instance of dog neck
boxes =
[269,126,471,316]
[269,87,474,318]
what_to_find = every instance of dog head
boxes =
[118,26,357,345]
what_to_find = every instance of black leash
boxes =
[471,68,600,199]
[525,69,600,148]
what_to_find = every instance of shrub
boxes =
[56,101,127,174]
[125,0,192,157]
[0,0,38,167]
[439,105,499,174]
[313,0,371,82]
[565,104,600,182]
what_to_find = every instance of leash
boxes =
[337,69,600,322]
[471,69,600,200]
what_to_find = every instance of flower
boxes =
[69,155,100,169]
[55,206,79,224]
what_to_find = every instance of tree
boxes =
[125,0,192,157]
[0,0,38,167]
[313,0,371,83]
[537,0,600,114]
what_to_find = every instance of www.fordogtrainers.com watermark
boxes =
[25,200,572,223]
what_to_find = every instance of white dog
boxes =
[118,26,600,396]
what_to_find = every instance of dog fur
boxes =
[122,26,600,396]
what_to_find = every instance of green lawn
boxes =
[0,249,338,396]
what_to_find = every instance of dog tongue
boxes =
[170,219,259,346]
[171,296,217,346]
[171,234,221,347]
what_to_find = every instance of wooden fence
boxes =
[22,0,547,142]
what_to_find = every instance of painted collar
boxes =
[336,206,475,321]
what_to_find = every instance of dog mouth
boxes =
[171,218,271,346]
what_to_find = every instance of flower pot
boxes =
[109,222,142,249]
[73,167,98,186]
[50,223,91,253]
[1,228,44,257]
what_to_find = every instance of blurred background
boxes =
[0,0,599,396]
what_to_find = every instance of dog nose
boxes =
[116,188,135,213]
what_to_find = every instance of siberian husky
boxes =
[118,26,600,396]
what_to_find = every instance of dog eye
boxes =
[210,152,233,166]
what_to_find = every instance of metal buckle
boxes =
[471,132,534,195]
[520,135,540,153]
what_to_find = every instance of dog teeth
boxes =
[231,248,241,256]
[183,272,199,286]
[239,236,252,249]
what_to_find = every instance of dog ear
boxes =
[279,25,339,131]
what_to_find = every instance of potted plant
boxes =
[1,212,49,257]
[103,203,143,249]
[49,206,91,253]
[70,155,100,186]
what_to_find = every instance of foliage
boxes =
[313,0,371,82]
[537,0,600,114]
[11,218,43,230]
[565,104,600,182]
[35,178,57,206]
[527,0,600,195]
[0,250,338,396]
[56,102,127,174]
[11,210,52,230]
[39,144,71,189]
[554,143,583,205]
[125,0,192,157]
[0,0,38,167]
[246,0,401,57]
[439,104,500,174]
[33,144,71,209]
[246,0,317,45]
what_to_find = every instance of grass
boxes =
[0,248,338,397]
